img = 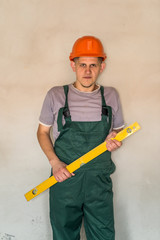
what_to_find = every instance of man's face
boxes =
[71,57,105,92]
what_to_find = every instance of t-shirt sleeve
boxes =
[112,90,124,130]
[39,90,55,126]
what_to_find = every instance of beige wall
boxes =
[0,0,160,239]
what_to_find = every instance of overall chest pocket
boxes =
[70,130,106,152]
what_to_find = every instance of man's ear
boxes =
[100,62,106,73]
[70,61,76,72]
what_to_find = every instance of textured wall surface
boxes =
[0,0,160,239]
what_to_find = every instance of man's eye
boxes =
[90,64,97,67]
[80,64,86,67]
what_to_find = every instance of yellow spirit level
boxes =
[25,122,140,201]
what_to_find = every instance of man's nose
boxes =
[85,66,91,74]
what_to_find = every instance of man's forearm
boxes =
[37,124,73,181]
[37,127,59,164]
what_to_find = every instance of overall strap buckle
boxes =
[102,107,109,116]
[63,108,70,118]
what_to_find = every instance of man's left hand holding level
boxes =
[105,131,122,152]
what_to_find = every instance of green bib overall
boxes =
[50,85,116,240]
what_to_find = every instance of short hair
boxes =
[73,57,79,62]
[73,57,103,63]
[98,57,103,63]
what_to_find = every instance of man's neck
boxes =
[73,82,99,92]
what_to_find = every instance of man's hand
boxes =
[105,131,122,152]
[50,159,75,182]
[37,124,75,182]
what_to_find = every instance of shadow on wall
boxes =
[79,211,130,240]
[114,205,130,240]
[113,175,131,240]
[80,220,87,240]
[0,233,16,240]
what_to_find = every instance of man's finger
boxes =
[112,139,122,147]
[106,138,122,152]
[106,131,117,140]
[63,170,72,178]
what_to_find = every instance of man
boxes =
[37,36,124,240]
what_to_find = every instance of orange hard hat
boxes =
[69,36,106,61]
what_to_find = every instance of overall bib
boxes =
[50,85,116,240]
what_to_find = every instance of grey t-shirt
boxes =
[39,84,124,141]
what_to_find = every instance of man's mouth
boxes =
[83,76,92,79]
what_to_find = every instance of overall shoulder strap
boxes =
[63,85,69,108]
[57,85,71,131]
[100,86,107,107]
[100,86,112,126]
